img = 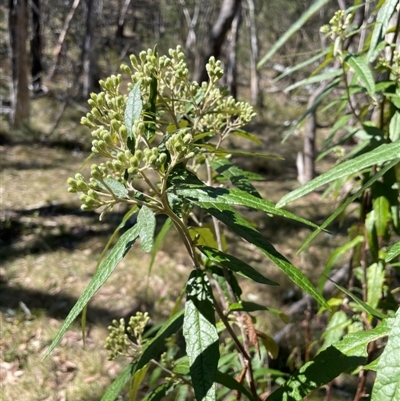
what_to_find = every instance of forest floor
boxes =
[0,101,356,400]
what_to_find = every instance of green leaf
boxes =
[274,48,329,82]
[147,218,172,277]
[257,0,331,68]
[173,356,190,375]
[43,224,140,358]
[100,363,135,401]
[373,195,391,239]
[389,111,400,142]
[198,245,278,286]
[189,225,221,249]
[137,205,156,252]
[299,160,398,252]
[125,80,142,138]
[196,202,329,309]
[183,270,219,401]
[230,128,263,145]
[82,206,138,343]
[367,0,399,62]
[284,69,342,93]
[136,310,184,372]
[98,177,129,198]
[386,241,400,262]
[268,320,392,401]
[277,142,400,208]
[211,158,261,198]
[175,186,319,230]
[144,74,157,140]
[228,302,289,323]
[345,54,375,96]
[371,308,400,401]
[142,382,176,401]
[215,371,257,401]
[318,235,364,292]
[330,280,386,320]
[367,262,385,311]
[197,144,283,160]
[319,311,350,352]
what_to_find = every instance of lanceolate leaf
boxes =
[195,201,329,309]
[100,363,136,401]
[298,160,398,252]
[367,262,384,311]
[98,177,129,199]
[268,320,392,401]
[367,0,399,62]
[318,235,364,292]
[175,186,319,229]
[136,310,184,372]
[142,382,176,401]
[284,69,342,93]
[198,245,278,286]
[277,142,400,208]
[137,205,156,252]
[330,280,386,320]
[211,158,261,198]
[345,55,375,96]
[125,80,142,138]
[183,270,219,401]
[257,0,331,67]
[373,195,391,238]
[147,218,172,277]
[389,110,400,142]
[43,224,140,358]
[197,144,283,160]
[215,371,258,401]
[371,308,400,401]
[386,241,400,262]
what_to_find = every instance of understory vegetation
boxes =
[1,1,400,401]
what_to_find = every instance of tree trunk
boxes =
[245,0,261,106]
[48,0,81,79]
[194,0,242,83]
[81,0,96,98]
[30,0,44,96]
[226,3,241,98]
[8,0,30,128]
[116,0,132,39]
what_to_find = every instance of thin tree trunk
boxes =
[9,0,30,128]
[245,0,261,106]
[179,0,199,55]
[81,0,96,98]
[30,0,44,96]
[298,81,329,184]
[116,0,132,39]
[226,2,241,98]
[48,0,81,78]
[194,0,242,83]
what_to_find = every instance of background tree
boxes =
[30,0,45,96]
[8,0,30,128]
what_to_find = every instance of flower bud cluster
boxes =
[68,46,257,214]
[200,95,256,138]
[67,173,104,211]
[165,129,200,163]
[378,50,400,83]
[104,318,132,360]
[104,312,150,361]
[320,10,352,40]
